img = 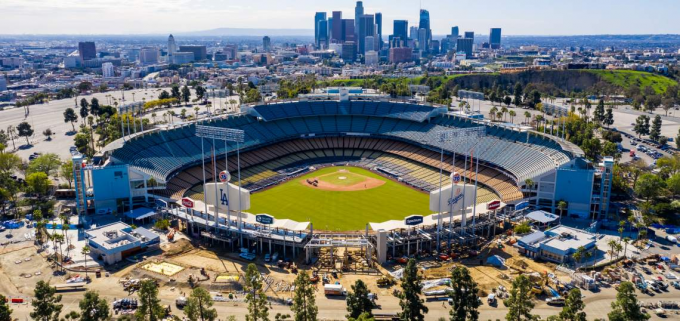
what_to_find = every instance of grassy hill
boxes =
[587,70,677,94]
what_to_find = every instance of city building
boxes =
[393,20,408,48]
[139,47,159,65]
[318,21,329,49]
[173,52,195,64]
[451,26,460,39]
[0,75,6,91]
[358,14,374,55]
[389,47,412,63]
[314,12,327,49]
[224,44,238,60]
[365,50,379,66]
[167,34,177,64]
[178,45,207,61]
[375,12,383,50]
[331,11,343,43]
[409,26,418,40]
[457,38,473,58]
[365,35,375,53]
[517,225,597,264]
[86,222,160,265]
[341,19,355,42]
[419,9,431,52]
[263,36,272,52]
[464,31,475,42]
[102,62,115,78]
[354,1,364,44]
[78,41,97,61]
[490,28,502,49]
[418,28,428,54]
[341,41,357,62]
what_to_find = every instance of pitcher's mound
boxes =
[301,169,385,191]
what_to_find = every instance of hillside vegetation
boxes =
[587,70,677,94]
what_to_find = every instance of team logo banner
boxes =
[429,184,476,213]
[204,182,251,211]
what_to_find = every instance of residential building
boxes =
[78,41,97,61]
[102,62,115,78]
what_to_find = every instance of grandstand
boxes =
[103,99,579,213]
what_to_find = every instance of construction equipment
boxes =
[377,276,393,287]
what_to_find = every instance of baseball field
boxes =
[248,166,432,231]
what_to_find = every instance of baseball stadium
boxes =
[84,88,601,263]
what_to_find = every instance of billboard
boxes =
[487,200,501,210]
[204,182,251,211]
[256,214,274,225]
[429,184,476,213]
[404,215,424,226]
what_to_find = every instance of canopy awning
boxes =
[125,207,156,220]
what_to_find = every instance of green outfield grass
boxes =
[248,166,431,231]
[317,170,367,186]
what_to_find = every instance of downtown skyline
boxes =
[2,0,680,36]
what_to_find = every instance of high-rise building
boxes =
[0,75,7,91]
[78,42,96,62]
[167,35,177,64]
[417,28,428,55]
[318,20,329,49]
[365,35,375,53]
[314,12,327,49]
[451,26,459,39]
[179,45,207,61]
[393,20,408,47]
[354,1,364,44]
[464,31,475,42]
[102,62,115,78]
[409,26,418,40]
[224,44,238,60]
[331,11,343,43]
[389,47,412,63]
[490,28,502,49]
[263,36,272,52]
[375,13,383,50]
[341,41,357,62]
[358,14,374,55]
[139,47,159,65]
[341,19,355,42]
[419,9,431,52]
[456,38,473,59]
[365,50,379,66]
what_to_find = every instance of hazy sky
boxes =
[2,0,679,35]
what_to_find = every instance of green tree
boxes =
[504,275,535,321]
[171,85,181,104]
[63,108,78,132]
[27,153,61,176]
[348,312,375,321]
[0,294,12,321]
[0,152,21,174]
[26,172,50,199]
[513,83,523,107]
[634,173,665,201]
[244,88,262,104]
[649,115,662,142]
[448,266,480,321]
[603,108,614,128]
[136,279,165,321]
[79,290,110,321]
[30,281,63,321]
[346,280,373,319]
[291,271,318,321]
[666,173,680,198]
[181,85,191,105]
[547,288,586,321]
[81,245,91,279]
[398,259,428,321]
[159,90,171,100]
[593,99,605,123]
[184,287,217,321]
[16,121,34,145]
[633,115,650,138]
[607,282,649,321]
[195,86,206,100]
[90,98,100,119]
[244,263,269,321]
[60,160,74,189]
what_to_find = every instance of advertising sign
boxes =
[404,215,424,226]
[487,200,501,211]
[515,201,529,211]
[429,184,476,213]
[181,198,194,208]
[204,182,251,210]
[218,171,230,183]
[451,172,461,184]
[256,214,274,225]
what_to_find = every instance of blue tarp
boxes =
[486,255,506,267]
[125,207,156,220]
[2,220,24,229]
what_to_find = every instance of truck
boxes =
[324,284,347,296]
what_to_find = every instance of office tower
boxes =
[417,28,428,54]
[318,21,329,49]
[490,28,502,49]
[354,1,364,44]
[102,62,115,78]
[457,38,473,58]
[341,41,357,62]
[358,14,375,55]
[314,12,327,49]
[389,47,412,63]
[341,19,355,42]
[179,45,207,61]
[262,36,272,51]
[419,9,431,51]
[331,11,343,43]
[167,34,177,64]
[465,31,474,42]
[224,44,238,60]
[409,26,418,40]
[0,75,6,91]
[365,51,378,66]
[365,35,375,53]
[451,26,459,39]
[393,20,408,47]
[389,36,404,48]
[78,42,96,61]
[139,47,159,65]
[430,40,440,54]
[375,12,383,50]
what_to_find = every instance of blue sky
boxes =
[2,0,679,35]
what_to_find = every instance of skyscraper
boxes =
[457,38,473,59]
[263,36,272,52]
[393,20,408,45]
[409,26,418,40]
[318,20,329,49]
[419,9,431,51]
[490,28,502,49]
[167,35,177,64]
[331,11,343,43]
[365,35,375,53]
[358,14,375,55]
[418,28,428,55]
[341,19,355,42]
[465,31,475,42]
[375,12,383,50]
[78,42,96,61]
[139,47,159,65]
[354,1,364,46]
[314,12,327,49]
[341,41,357,62]
[451,26,459,39]
[0,75,7,91]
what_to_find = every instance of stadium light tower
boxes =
[196,125,246,243]
[435,126,486,252]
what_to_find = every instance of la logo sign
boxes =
[219,188,229,206]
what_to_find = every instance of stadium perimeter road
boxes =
[5,280,679,320]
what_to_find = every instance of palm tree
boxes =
[194,106,200,119]
[557,201,567,225]
[501,106,508,122]
[524,111,531,125]
[229,99,237,112]
[622,237,631,259]
[509,110,516,123]
[524,178,535,206]
[82,245,91,279]
[151,112,157,124]
[608,239,618,262]
[584,250,593,269]
[614,243,623,261]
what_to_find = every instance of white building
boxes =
[139,47,159,65]
[102,62,115,78]
[365,51,379,66]
[167,34,177,64]
[173,52,194,64]
[86,222,160,265]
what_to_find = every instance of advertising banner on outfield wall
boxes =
[204,182,251,211]
[429,184,476,213]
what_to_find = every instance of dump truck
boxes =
[324,284,347,296]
